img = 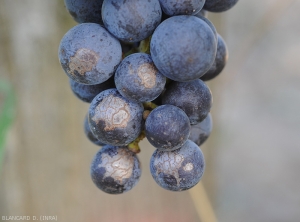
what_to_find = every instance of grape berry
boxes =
[59,0,239,194]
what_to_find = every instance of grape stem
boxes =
[128,131,146,154]
[143,101,157,110]
[139,36,151,54]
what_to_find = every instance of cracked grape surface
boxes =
[150,140,205,191]
[91,145,141,194]
[89,89,143,146]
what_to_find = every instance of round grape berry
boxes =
[150,15,217,82]
[145,105,191,151]
[91,145,141,194]
[162,79,212,124]
[88,89,143,146]
[115,53,166,103]
[150,140,205,191]
[102,0,162,42]
[58,23,122,85]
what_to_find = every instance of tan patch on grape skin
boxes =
[91,95,130,131]
[69,48,99,76]
[100,149,134,183]
[154,152,184,186]
[183,163,193,171]
[137,63,157,88]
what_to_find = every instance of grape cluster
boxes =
[59,0,237,194]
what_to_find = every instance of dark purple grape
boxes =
[204,0,239,12]
[150,140,205,191]
[150,15,217,82]
[145,105,190,151]
[84,115,105,146]
[102,0,162,42]
[159,0,205,16]
[189,113,212,146]
[69,77,115,103]
[162,79,212,124]
[58,23,122,85]
[195,15,217,41]
[88,89,143,146]
[115,53,166,103]
[91,145,141,194]
[64,0,104,24]
[201,34,228,81]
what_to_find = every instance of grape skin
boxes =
[150,15,217,82]
[201,34,228,81]
[115,53,166,103]
[195,15,218,42]
[195,9,208,17]
[84,115,105,146]
[64,0,104,24]
[189,113,213,146]
[102,0,162,42]
[88,89,143,146]
[159,0,205,16]
[58,23,122,85]
[69,77,115,103]
[150,140,205,191]
[162,79,213,124]
[204,0,239,12]
[145,105,191,151]
[91,145,141,194]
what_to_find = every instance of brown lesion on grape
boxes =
[137,63,157,88]
[101,149,134,183]
[154,152,184,186]
[91,95,130,131]
[69,48,99,76]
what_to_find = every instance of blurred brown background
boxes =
[1,1,300,222]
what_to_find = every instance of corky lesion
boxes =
[100,149,134,183]
[154,152,184,186]
[69,48,99,76]
[91,95,130,131]
[137,63,157,88]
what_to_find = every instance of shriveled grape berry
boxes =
[189,113,213,146]
[89,89,143,146]
[84,115,105,146]
[102,0,162,42]
[115,53,166,103]
[145,105,190,151]
[64,0,104,24]
[150,15,217,82]
[69,77,115,103]
[91,145,141,194]
[201,34,228,81]
[162,79,212,124]
[150,140,205,191]
[58,23,122,85]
